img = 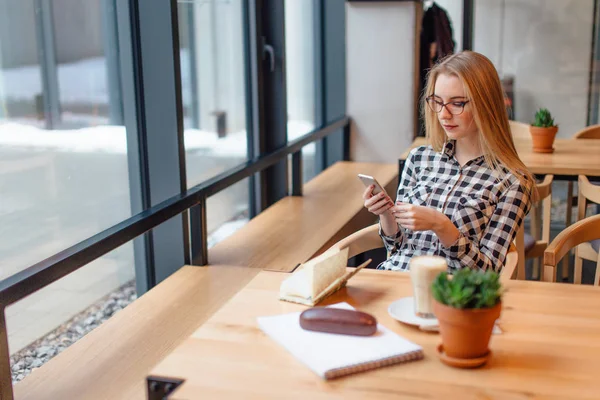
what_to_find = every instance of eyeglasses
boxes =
[426,96,470,115]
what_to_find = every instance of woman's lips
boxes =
[443,124,458,131]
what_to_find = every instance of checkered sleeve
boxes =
[443,179,532,273]
[379,147,421,252]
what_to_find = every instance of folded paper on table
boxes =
[257,302,424,379]
[279,247,371,306]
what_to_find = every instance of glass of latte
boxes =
[409,255,447,318]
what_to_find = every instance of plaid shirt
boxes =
[379,141,532,272]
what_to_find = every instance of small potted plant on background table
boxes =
[431,268,502,368]
[529,108,558,153]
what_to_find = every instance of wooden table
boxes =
[209,161,398,272]
[149,269,600,399]
[401,137,600,178]
[15,266,261,400]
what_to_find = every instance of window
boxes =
[178,0,250,240]
[0,0,134,357]
[3,0,348,385]
[285,0,318,183]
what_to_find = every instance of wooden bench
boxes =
[209,161,398,271]
[15,161,397,399]
[14,266,260,400]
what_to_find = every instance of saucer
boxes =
[436,344,491,368]
[533,147,554,153]
[387,297,438,328]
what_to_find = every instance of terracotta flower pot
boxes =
[433,300,501,360]
[529,126,558,153]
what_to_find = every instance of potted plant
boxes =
[431,268,502,368]
[529,108,558,153]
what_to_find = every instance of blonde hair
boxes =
[422,51,535,197]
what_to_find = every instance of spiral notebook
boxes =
[257,302,423,379]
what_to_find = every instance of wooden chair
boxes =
[572,175,600,284]
[563,125,600,279]
[514,175,553,280]
[328,223,519,284]
[509,120,531,140]
[544,213,600,284]
[509,120,551,279]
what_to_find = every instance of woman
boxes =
[363,51,534,272]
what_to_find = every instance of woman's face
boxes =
[431,73,479,143]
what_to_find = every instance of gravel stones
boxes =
[10,281,136,383]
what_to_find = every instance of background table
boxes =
[400,137,600,180]
[149,269,600,399]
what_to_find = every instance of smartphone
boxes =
[357,174,386,196]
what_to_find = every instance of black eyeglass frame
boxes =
[425,96,471,116]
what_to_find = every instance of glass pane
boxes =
[207,178,249,248]
[178,0,251,242]
[8,241,136,382]
[0,1,43,124]
[52,0,113,128]
[0,0,134,358]
[285,0,317,183]
[179,0,249,187]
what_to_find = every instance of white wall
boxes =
[474,0,594,138]
[346,1,419,163]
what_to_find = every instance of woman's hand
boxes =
[392,202,443,231]
[362,185,394,216]
[393,202,460,246]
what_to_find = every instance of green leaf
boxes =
[532,108,557,128]
[430,268,502,310]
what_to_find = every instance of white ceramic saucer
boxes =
[387,297,438,328]
[388,297,503,334]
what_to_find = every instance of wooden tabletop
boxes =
[402,137,600,177]
[209,161,398,271]
[15,265,261,400]
[150,269,600,399]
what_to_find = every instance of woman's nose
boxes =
[439,105,452,119]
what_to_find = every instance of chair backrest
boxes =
[329,223,382,259]
[577,175,600,221]
[534,174,553,245]
[514,174,553,278]
[573,124,600,139]
[509,120,531,140]
[573,175,600,284]
[501,243,519,284]
[329,223,519,281]
[544,214,600,281]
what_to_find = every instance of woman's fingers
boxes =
[369,197,392,211]
[365,192,391,209]
[395,212,420,230]
[394,202,413,212]
[368,197,392,214]
[370,200,393,215]
[362,185,374,200]
[394,211,414,221]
